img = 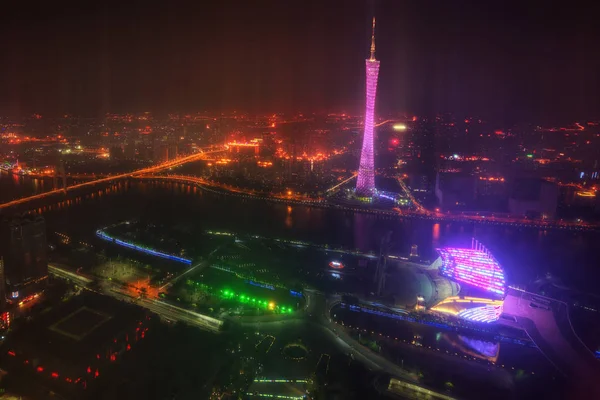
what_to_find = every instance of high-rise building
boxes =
[0,257,5,309]
[356,17,381,196]
[0,215,48,300]
[509,178,558,219]
[435,172,476,209]
[167,143,178,160]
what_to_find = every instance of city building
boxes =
[0,257,5,310]
[508,178,558,219]
[434,172,476,209]
[356,18,380,197]
[0,215,49,300]
[167,143,178,160]
[153,143,169,163]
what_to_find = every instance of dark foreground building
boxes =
[0,215,48,300]
[1,292,151,396]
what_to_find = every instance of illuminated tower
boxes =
[356,17,380,196]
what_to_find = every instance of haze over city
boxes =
[0,1,599,399]
[1,1,599,122]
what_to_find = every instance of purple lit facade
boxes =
[457,304,504,323]
[356,18,380,196]
[437,246,506,297]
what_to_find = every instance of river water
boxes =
[2,171,599,295]
[0,170,582,397]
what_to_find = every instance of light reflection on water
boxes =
[2,174,600,294]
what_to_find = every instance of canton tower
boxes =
[356,17,380,197]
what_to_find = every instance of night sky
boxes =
[1,0,599,122]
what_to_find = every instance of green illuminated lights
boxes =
[220,289,293,313]
[245,394,305,399]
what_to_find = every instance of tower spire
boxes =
[370,17,376,60]
[356,16,381,197]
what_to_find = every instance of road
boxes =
[47,264,542,396]
[48,263,222,333]
[50,261,424,381]
[0,147,225,210]
[303,289,417,382]
[133,174,598,232]
[501,287,600,397]
[158,246,222,291]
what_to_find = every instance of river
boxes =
[1,171,600,295]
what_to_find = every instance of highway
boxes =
[51,261,600,396]
[49,263,509,397]
[303,289,418,382]
[48,264,92,284]
[48,263,222,333]
[49,262,421,381]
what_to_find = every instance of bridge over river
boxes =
[0,147,225,213]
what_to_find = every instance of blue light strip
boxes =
[96,230,192,264]
[246,280,275,291]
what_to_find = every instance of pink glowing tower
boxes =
[356,17,380,196]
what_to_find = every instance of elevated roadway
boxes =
[0,147,225,211]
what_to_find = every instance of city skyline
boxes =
[0,1,598,123]
[1,2,600,399]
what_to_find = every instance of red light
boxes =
[7,351,15,356]
[96,354,100,359]
[24,360,29,365]
[37,366,44,372]
[87,366,92,374]
[110,354,116,362]
[94,369,99,378]
[126,344,131,351]
[51,372,59,378]
[65,378,72,383]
